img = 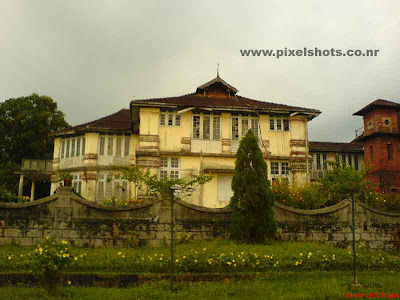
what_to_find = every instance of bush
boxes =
[31,237,78,295]
[0,185,24,203]
[272,180,328,209]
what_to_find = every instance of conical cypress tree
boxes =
[229,129,276,243]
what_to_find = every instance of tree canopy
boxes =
[229,130,276,243]
[0,94,69,191]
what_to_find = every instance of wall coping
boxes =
[70,193,157,212]
[273,200,351,216]
[174,198,232,213]
[0,194,59,209]
[358,202,400,217]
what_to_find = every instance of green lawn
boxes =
[1,240,399,273]
[0,271,399,300]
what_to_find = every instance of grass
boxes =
[1,240,400,274]
[0,271,399,300]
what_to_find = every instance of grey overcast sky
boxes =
[1,1,400,142]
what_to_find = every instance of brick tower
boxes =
[354,99,400,192]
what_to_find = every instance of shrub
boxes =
[0,185,24,203]
[31,237,77,295]
[230,130,276,243]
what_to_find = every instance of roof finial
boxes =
[217,63,220,78]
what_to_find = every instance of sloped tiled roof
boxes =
[309,141,363,152]
[52,109,131,136]
[132,93,320,114]
[132,76,321,116]
[353,99,400,116]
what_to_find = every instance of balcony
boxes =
[21,159,53,172]
[355,121,398,138]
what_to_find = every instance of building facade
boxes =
[309,141,364,180]
[50,76,320,207]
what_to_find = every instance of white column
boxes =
[30,181,35,201]
[18,175,24,197]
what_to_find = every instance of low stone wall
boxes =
[0,187,399,249]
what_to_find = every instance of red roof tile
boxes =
[132,93,320,114]
[52,109,131,135]
[353,99,400,116]
[309,141,363,152]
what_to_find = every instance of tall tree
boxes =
[0,94,69,191]
[230,129,276,243]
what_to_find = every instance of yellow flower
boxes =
[118,252,122,256]
[62,240,68,245]
[295,261,299,266]
[67,281,71,285]
[227,262,232,265]
[194,260,198,263]
[8,256,12,260]
[203,248,206,251]
[122,255,125,258]
[63,254,67,258]
[74,257,78,261]
[299,253,303,256]
[183,256,186,259]
[160,257,163,261]
[46,236,49,240]
[175,259,179,263]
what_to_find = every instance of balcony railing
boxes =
[355,121,397,138]
[21,159,53,172]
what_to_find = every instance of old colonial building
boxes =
[49,76,320,207]
[309,141,364,180]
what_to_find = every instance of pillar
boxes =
[18,175,24,197]
[30,181,35,201]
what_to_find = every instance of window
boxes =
[124,137,130,156]
[269,119,275,130]
[160,112,180,126]
[271,161,290,178]
[99,136,105,155]
[107,136,113,156]
[66,140,70,158]
[341,154,346,165]
[251,119,259,138]
[271,162,280,175]
[354,155,359,170]
[203,116,211,140]
[60,140,65,159]
[97,173,129,202]
[388,144,393,160]
[192,114,221,140]
[316,154,321,170]
[160,114,166,126]
[270,118,290,131]
[348,155,352,166]
[277,119,282,131]
[175,115,181,126]
[213,117,221,140]
[232,115,259,140]
[168,114,173,126]
[76,138,81,157]
[71,139,75,157]
[323,154,327,170]
[283,119,290,131]
[82,137,86,156]
[159,157,179,179]
[116,137,122,157]
[232,117,239,140]
[241,119,248,138]
[281,162,290,175]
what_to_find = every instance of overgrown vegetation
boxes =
[273,160,400,212]
[230,130,276,243]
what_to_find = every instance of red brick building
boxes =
[354,99,400,192]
